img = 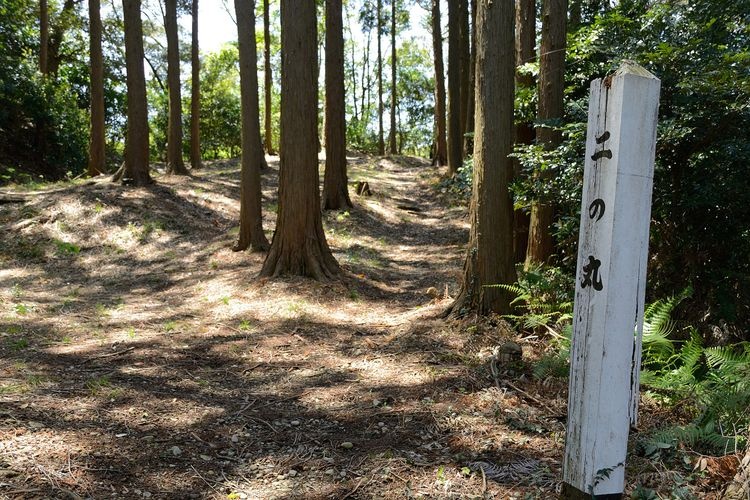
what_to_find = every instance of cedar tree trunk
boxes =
[190,0,202,169]
[260,0,340,280]
[322,0,352,210]
[458,0,470,154]
[165,0,188,175]
[447,0,516,316]
[513,0,535,262]
[234,0,270,252]
[119,0,151,186]
[40,0,49,73]
[525,0,566,267]
[388,0,397,154]
[446,0,462,176]
[263,0,275,155]
[431,0,447,167]
[88,0,106,176]
[376,0,384,155]
[463,0,476,155]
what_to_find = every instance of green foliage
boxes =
[197,45,242,160]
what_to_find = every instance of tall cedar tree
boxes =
[463,0,476,155]
[513,0,535,262]
[263,0,275,154]
[458,0,470,154]
[446,0,461,176]
[190,0,201,169]
[165,0,188,175]
[88,0,105,176]
[376,0,384,155]
[447,0,516,316]
[388,0,397,154]
[525,0,566,266]
[322,0,352,210]
[233,0,270,251]
[260,0,340,280]
[40,0,49,73]
[118,0,151,186]
[430,0,447,166]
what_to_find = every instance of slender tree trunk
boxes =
[323,0,352,210]
[263,0,275,155]
[165,0,188,175]
[40,0,49,74]
[361,29,371,123]
[525,0,566,267]
[446,0,462,176]
[388,0,397,154]
[463,0,476,156]
[190,0,202,169]
[234,0,270,252]
[458,0,470,155]
[88,0,106,176]
[260,0,340,280]
[377,0,384,155]
[513,0,535,263]
[447,0,516,316]
[430,0,447,167]
[119,0,151,186]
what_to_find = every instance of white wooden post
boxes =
[562,62,660,499]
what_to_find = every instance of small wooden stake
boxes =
[562,62,660,498]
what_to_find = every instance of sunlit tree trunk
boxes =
[525,0,566,267]
[234,0,270,251]
[88,0,105,176]
[446,0,462,176]
[323,0,352,210]
[119,0,151,186]
[190,0,202,169]
[165,0,188,175]
[513,0,535,263]
[447,0,516,316]
[260,0,340,280]
[263,0,275,155]
[430,0,447,167]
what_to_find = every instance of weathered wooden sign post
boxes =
[561,62,660,499]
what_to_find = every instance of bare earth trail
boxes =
[0,156,566,499]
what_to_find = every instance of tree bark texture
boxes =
[526,0,566,267]
[260,0,340,280]
[40,0,49,74]
[446,0,462,176]
[234,0,270,252]
[448,0,516,316]
[190,0,202,169]
[323,0,352,211]
[165,0,188,175]
[388,0,397,154]
[513,0,535,263]
[458,0,471,156]
[376,0,384,155]
[430,0,447,167]
[87,0,106,176]
[263,0,275,155]
[120,0,151,186]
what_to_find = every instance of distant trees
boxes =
[261,0,340,279]
[447,0,516,315]
[119,0,151,186]
[234,0,270,252]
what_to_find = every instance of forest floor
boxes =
[0,156,735,499]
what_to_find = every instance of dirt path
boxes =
[0,157,565,499]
